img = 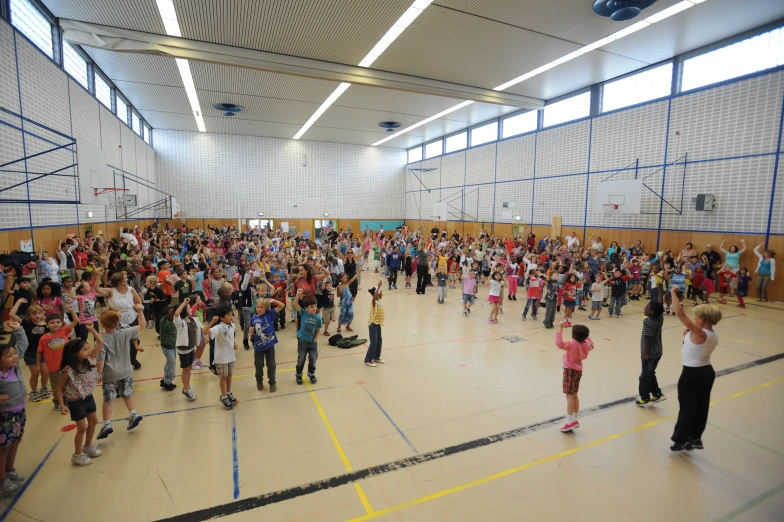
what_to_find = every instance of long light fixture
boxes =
[373,0,704,146]
[155,0,206,132]
[293,0,433,140]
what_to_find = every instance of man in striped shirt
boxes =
[636,301,665,406]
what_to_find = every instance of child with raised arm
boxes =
[250,298,285,392]
[96,304,146,439]
[556,320,593,432]
[204,303,239,410]
[365,281,385,367]
[293,290,322,385]
[174,297,202,401]
[9,300,48,402]
[0,321,29,494]
[57,335,103,466]
[37,306,78,410]
[636,301,665,407]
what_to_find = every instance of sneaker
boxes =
[82,445,102,458]
[670,441,693,452]
[365,361,377,367]
[651,394,666,403]
[588,315,595,320]
[71,453,93,467]
[463,310,468,316]
[595,317,601,321]
[269,383,277,393]
[309,375,317,384]
[41,387,52,399]
[532,316,538,321]
[522,315,527,321]
[689,438,704,450]
[0,477,18,495]
[578,307,586,311]
[227,392,238,405]
[54,403,61,412]
[132,361,142,370]
[146,322,154,329]
[28,390,41,403]
[97,424,113,439]
[296,375,303,384]
[374,359,385,364]
[5,470,24,483]
[209,365,218,376]
[572,420,580,429]
[257,382,264,391]
[560,421,576,432]
[393,285,398,289]
[220,395,233,410]
[500,307,504,315]
[159,379,168,389]
[467,308,471,314]
[635,398,650,407]
[243,339,249,350]
[127,413,143,431]
[182,388,197,401]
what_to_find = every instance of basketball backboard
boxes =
[75,138,111,205]
[595,180,642,215]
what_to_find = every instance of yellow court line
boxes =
[344,376,784,522]
[305,380,374,515]
[721,335,780,352]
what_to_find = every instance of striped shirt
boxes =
[368,301,385,326]
[640,315,664,359]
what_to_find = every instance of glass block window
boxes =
[63,42,88,88]
[144,125,152,145]
[470,121,498,146]
[602,62,673,112]
[116,96,129,124]
[95,73,112,109]
[408,146,422,163]
[502,111,538,138]
[445,131,467,153]
[425,140,443,159]
[10,0,53,58]
[682,26,784,91]
[132,111,141,135]
[543,91,591,128]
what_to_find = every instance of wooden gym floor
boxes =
[2,272,783,522]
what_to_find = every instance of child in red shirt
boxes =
[157,260,174,297]
[522,269,542,321]
[691,267,706,305]
[37,307,78,409]
[717,264,736,304]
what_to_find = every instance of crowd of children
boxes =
[0,224,766,482]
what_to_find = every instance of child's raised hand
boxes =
[670,285,680,293]
[133,303,144,312]
[16,298,27,304]
[86,323,96,331]
[183,297,191,305]
[7,320,20,330]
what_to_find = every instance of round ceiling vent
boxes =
[213,103,245,117]
[592,0,658,21]
[378,121,402,133]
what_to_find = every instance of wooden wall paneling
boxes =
[762,236,783,302]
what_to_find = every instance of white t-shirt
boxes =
[489,279,503,297]
[209,322,237,364]
[591,282,604,301]
[567,236,580,249]
[121,232,138,246]
[682,329,718,367]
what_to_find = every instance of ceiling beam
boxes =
[60,19,544,110]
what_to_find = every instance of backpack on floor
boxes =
[328,334,367,349]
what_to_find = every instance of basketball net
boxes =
[602,204,619,217]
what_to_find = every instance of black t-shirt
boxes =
[702,251,721,272]
[148,287,168,311]
[431,227,439,238]
[22,319,46,358]
[13,289,34,316]
[174,279,192,303]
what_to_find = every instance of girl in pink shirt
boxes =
[555,321,594,432]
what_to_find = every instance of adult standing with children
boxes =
[669,284,722,452]
[415,239,430,294]
[753,243,776,302]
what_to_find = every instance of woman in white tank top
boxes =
[668,284,722,452]
[98,271,143,369]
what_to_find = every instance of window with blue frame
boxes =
[116,96,129,125]
[408,147,422,163]
[144,125,152,145]
[602,62,673,112]
[543,91,591,128]
[445,131,467,153]
[63,42,88,89]
[502,111,537,138]
[10,0,53,58]
[682,26,784,92]
[470,121,498,146]
[425,140,443,159]
[132,111,141,135]
[95,73,112,109]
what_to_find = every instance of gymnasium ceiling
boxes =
[41,0,784,149]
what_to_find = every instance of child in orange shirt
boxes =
[37,306,78,409]
[157,260,174,298]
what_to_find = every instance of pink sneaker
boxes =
[571,420,580,429]
[560,421,576,432]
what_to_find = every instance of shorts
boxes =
[23,352,38,366]
[562,368,583,395]
[482,270,491,278]
[321,307,337,323]
[632,278,641,285]
[216,361,235,377]
[0,409,25,447]
[488,295,500,303]
[67,394,97,422]
[102,377,134,401]
[563,300,577,309]
[178,349,195,368]
[591,301,602,311]
[448,273,457,282]
[675,291,684,301]
[463,294,475,305]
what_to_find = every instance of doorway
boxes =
[248,219,274,232]
[314,219,338,243]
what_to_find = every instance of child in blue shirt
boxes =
[250,298,285,392]
[293,291,322,385]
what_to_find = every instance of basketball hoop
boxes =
[602,204,619,217]
[95,188,129,210]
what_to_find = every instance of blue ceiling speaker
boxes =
[593,0,658,21]
[213,103,245,117]
[378,121,402,133]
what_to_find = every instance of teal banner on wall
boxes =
[359,220,404,231]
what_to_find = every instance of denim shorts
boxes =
[463,294,475,304]
[67,394,97,422]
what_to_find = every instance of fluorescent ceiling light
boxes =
[293,0,432,139]
[156,0,205,132]
[293,82,351,139]
[373,0,709,146]
[645,1,694,24]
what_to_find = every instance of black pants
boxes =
[76,321,99,343]
[127,318,140,366]
[639,356,662,399]
[416,264,428,294]
[388,268,398,287]
[205,306,216,366]
[672,365,715,443]
[254,348,276,384]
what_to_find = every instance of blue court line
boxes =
[109,385,346,422]
[365,389,418,454]
[0,435,63,522]
[232,409,240,500]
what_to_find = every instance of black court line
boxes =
[156,352,784,522]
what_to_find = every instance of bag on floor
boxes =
[328,334,367,349]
